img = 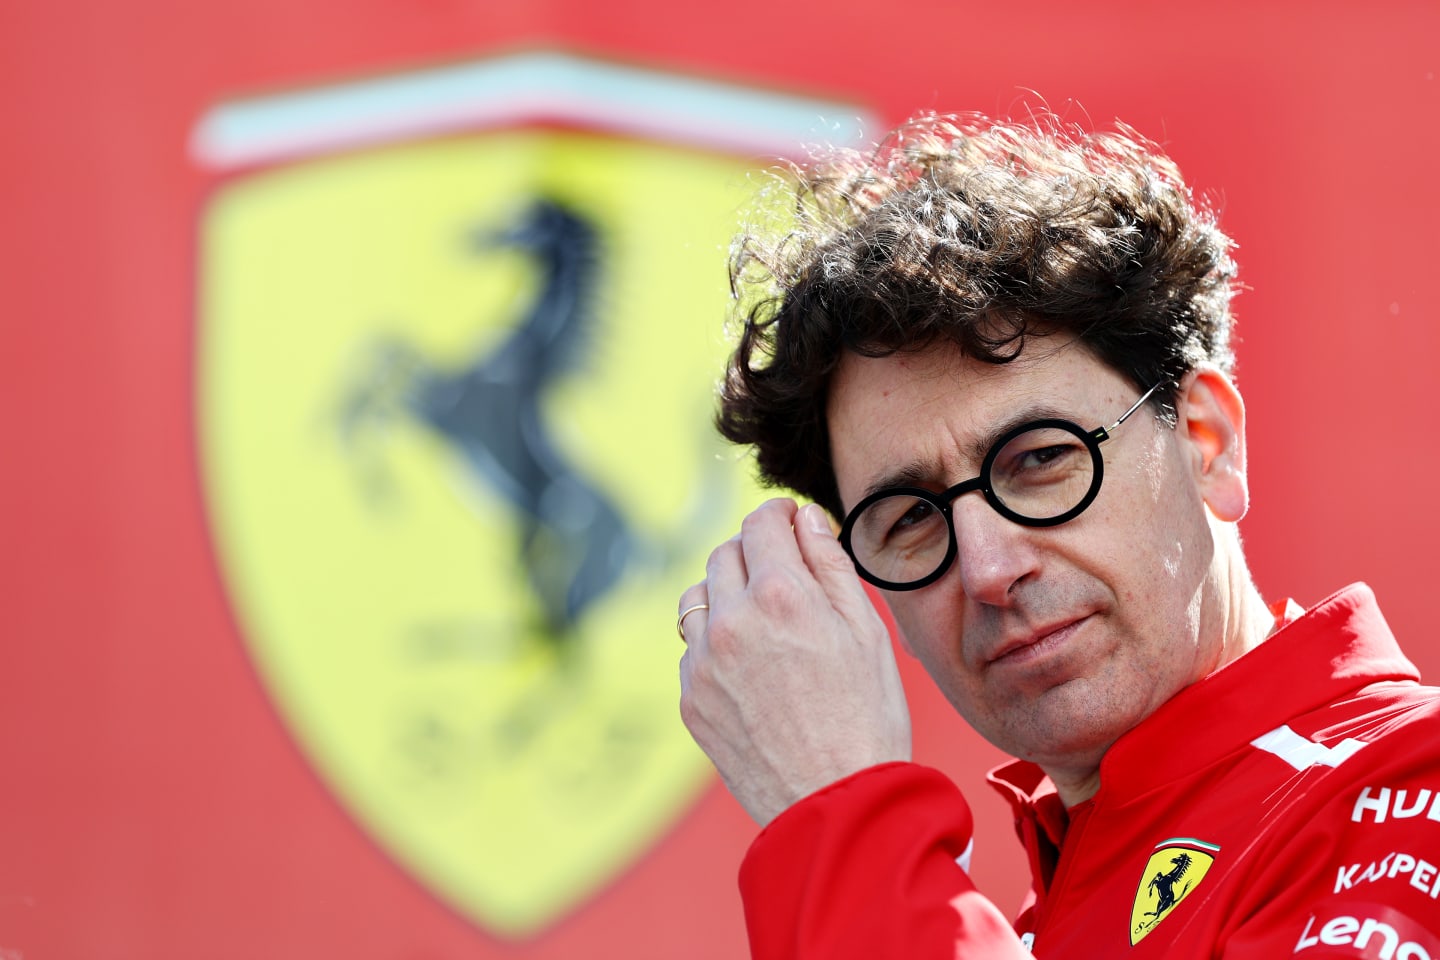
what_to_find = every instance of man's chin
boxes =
[988,696,1133,770]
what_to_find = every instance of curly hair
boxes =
[717,112,1239,520]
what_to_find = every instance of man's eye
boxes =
[859,496,943,550]
[891,499,937,533]
[1017,444,1076,470]
[994,428,1088,484]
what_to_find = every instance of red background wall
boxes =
[3,2,1437,956]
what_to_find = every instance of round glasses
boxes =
[838,382,1164,591]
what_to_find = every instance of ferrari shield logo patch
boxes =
[194,54,871,937]
[1129,838,1220,944]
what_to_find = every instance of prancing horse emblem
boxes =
[1129,840,1219,945]
[1145,852,1192,919]
[341,198,634,641]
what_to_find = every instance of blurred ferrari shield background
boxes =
[194,71,833,933]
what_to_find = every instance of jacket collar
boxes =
[988,582,1418,824]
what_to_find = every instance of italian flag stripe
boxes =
[1155,837,1221,853]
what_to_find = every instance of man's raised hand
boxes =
[677,499,912,826]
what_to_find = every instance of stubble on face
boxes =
[828,339,1224,776]
[926,429,1220,771]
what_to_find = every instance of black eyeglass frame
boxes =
[838,381,1167,592]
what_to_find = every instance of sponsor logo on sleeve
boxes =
[1352,787,1440,824]
[1294,903,1440,958]
[1130,838,1220,945]
[1334,852,1440,900]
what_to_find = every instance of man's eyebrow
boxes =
[969,402,1075,459]
[855,400,1078,505]
[860,460,946,503]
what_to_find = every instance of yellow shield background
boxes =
[200,130,764,936]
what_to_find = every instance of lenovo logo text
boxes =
[1295,914,1436,959]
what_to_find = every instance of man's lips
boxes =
[985,615,1092,667]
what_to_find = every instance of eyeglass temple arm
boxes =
[1091,380,1167,444]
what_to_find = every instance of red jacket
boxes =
[739,584,1440,958]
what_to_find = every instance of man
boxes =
[675,114,1440,958]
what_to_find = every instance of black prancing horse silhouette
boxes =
[1145,852,1193,919]
[344,198,635,640]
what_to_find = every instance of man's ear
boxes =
[1176,367,1249,522]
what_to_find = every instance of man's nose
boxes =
[947,493,1040,606]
